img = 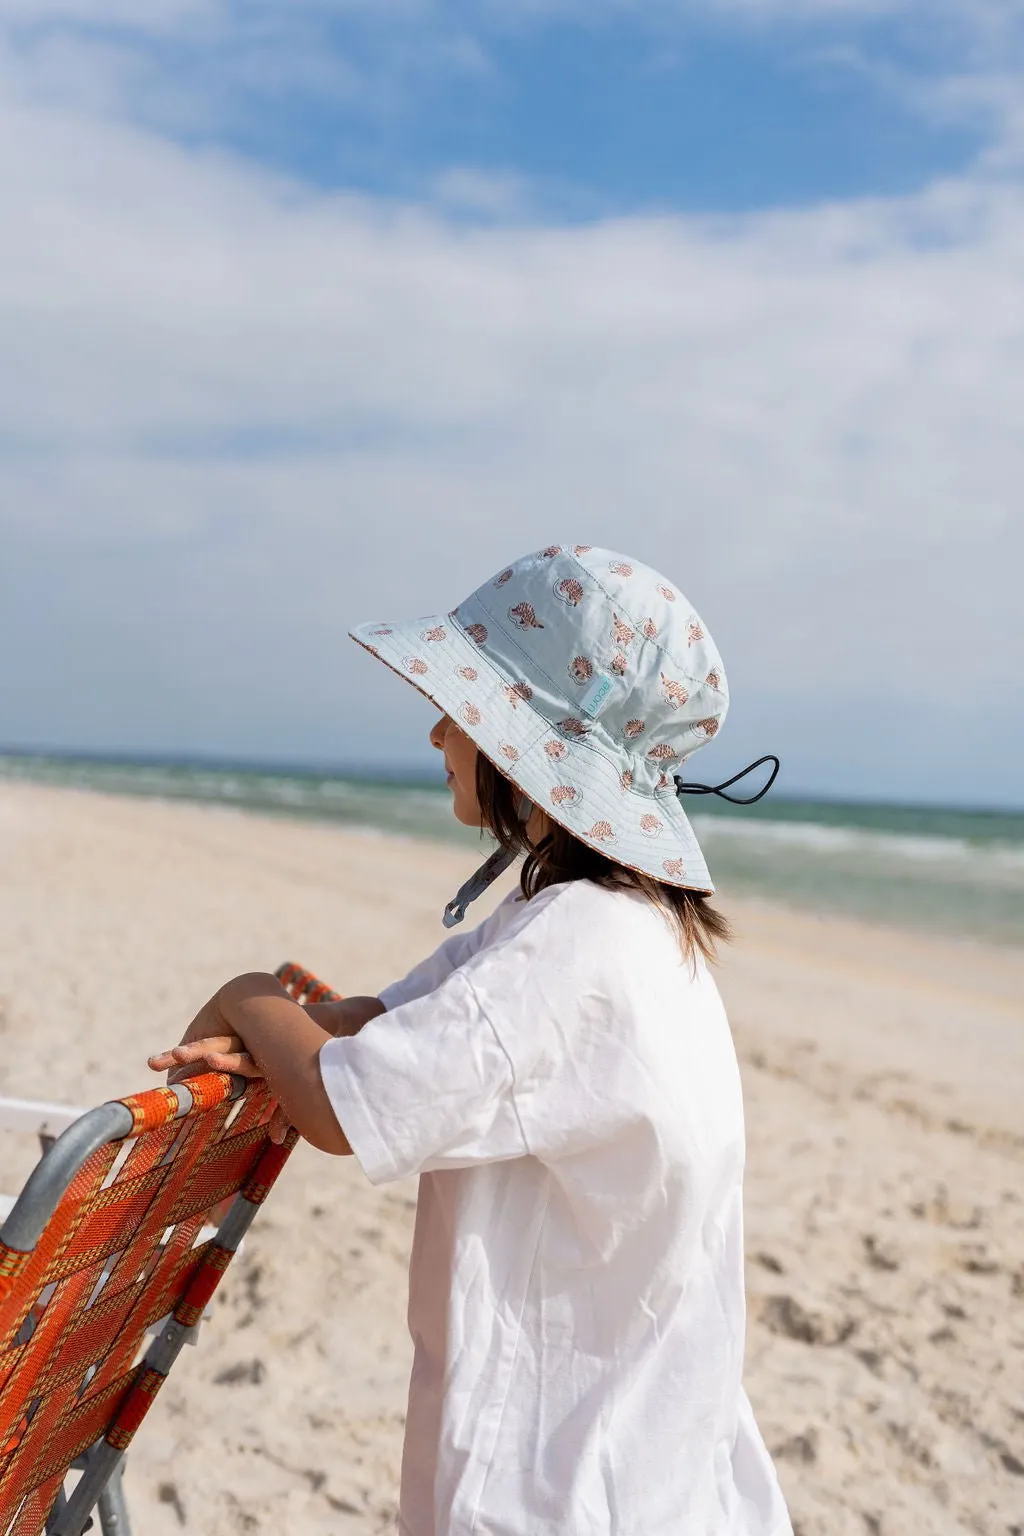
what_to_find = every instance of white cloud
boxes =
[0,74,1021,800]
[432,167,533,219]
[0,3,497,156]
[0,0,1022,799]
[0,0,210,20]
[5,0,1023,153]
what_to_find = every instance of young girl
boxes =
[150,545,793,1536]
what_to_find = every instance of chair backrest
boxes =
[0,961,338,1536]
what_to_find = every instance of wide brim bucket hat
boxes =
[350,544,739,908]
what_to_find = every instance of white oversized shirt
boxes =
[319,879,792,1536]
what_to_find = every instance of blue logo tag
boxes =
[580,672,614,719]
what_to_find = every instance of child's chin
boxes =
[451,798,482,829]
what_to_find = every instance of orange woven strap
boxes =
[6,1468,64,1536]
[119,1086,180,1135]
[119,1073,236,1136]
[275,961,342,1005]
[1,1412,28,1458]
[241,1128,299,1205]
[183,1072,240,1114]
[172,1245,232,1330]
[0,1144,118,1347]
[0,961,339,1527]
[104,1365,164,1451]
[0,1248,29,1305]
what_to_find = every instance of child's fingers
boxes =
[268,1104,292,1145]
[172,1035,243,1059]
[204,1050,262,1077]
[148,1036,243,1070]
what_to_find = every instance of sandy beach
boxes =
[1,780,1022,1536]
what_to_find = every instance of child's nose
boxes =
[429,714,449,751]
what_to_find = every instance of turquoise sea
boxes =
[2,752,1023,947]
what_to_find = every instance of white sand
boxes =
[0,781,1021,1535]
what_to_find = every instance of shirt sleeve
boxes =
[321,883,647,1185]
[319,966,529,1184]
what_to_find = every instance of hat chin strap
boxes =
[673,754,780,805]
[443,795,533,928]
[442,758,781,926]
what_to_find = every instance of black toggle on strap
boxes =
[674,754,780,806]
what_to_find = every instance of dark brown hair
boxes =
[476,753,731,965]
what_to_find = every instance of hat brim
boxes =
[350,613,715,894]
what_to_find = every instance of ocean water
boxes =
[2,752,1023,947]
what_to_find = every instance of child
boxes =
[150,545,793,1536]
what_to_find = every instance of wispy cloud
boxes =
[0,2,488,150]
[0,0,212,21]
[0,72,1021,794]
[4,0,1023,169]
[0,0,1021,795]
[432,166,534,219]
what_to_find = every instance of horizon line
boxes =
[2,743,1022,821]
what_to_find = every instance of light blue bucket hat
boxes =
[351,544,777,924]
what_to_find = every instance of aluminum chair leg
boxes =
[48,1446,125,1536]
[97,1463,130,1536]
[44,1483,69,1534]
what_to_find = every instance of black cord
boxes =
[674,754,780,806]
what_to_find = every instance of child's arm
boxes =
[304,996,386,1036]
[149,973,353,1156]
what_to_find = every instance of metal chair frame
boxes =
[0,962,338,1536]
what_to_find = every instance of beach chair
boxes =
[0,1101,88,1235]
[0,962,339,1536]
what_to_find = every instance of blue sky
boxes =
[158,8,985,211]
[0,0,1022,803]
[5,1,1005,213]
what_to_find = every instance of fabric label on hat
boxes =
[579,672,615,719]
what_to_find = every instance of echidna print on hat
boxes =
[351,545,776,924]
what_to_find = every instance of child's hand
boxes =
[149,1034,261,1082]
[148,1035,292,1145]
[146,973,347,1154]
